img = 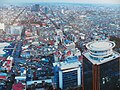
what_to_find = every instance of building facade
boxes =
[82,40,120,90]
[53,56,82,89]
[6,25,23,35]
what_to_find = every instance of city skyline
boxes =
[0,1,120,90]
[1,0,120,4]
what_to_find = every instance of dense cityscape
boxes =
[0,1,120,90]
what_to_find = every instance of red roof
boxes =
[49,41,54,45]
[7,60,11,64]
[39,38,46,42]
[67,51,71,56]
[79,56,83,61]
[33,58,40,61]
[54,51,60,55]
[0,76,6,79]
[37,46,42,48]
[12,83,24,90]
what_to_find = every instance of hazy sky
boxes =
[2,0,120,4]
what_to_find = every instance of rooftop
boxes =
[27,79,52,85]
[53,56,81,70]
[0,42,10,56]
[83,51,120,65]
[65,56,78,63]
[86,41,115,51]
[64,39,73,44]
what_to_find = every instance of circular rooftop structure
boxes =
[86,41,115,58]
[86,41,115,51]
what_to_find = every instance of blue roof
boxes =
[64,40,72,44]
[42,59,49,62]
[65,56,78,63]
[0,73,7,76]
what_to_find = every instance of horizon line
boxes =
[1,2,120,5]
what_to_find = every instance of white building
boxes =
[7,25,23,35]
[55,29,63,43]
[0,23,5,34]
[53,56,82,89]
[0,42,10,57]
[3,56,13,72]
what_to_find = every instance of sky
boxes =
[1,0,120,4]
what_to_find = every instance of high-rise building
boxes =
[31,4,39,12]
[44,7,49,14]
[53,56,82,89]
[82,40,120,90]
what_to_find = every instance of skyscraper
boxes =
[31,4,39,12]
[82,40,120,90]
[44,7,49,14]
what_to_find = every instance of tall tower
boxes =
[31,4,39,12]
[82,40,120,90]
[44,7,49,14]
